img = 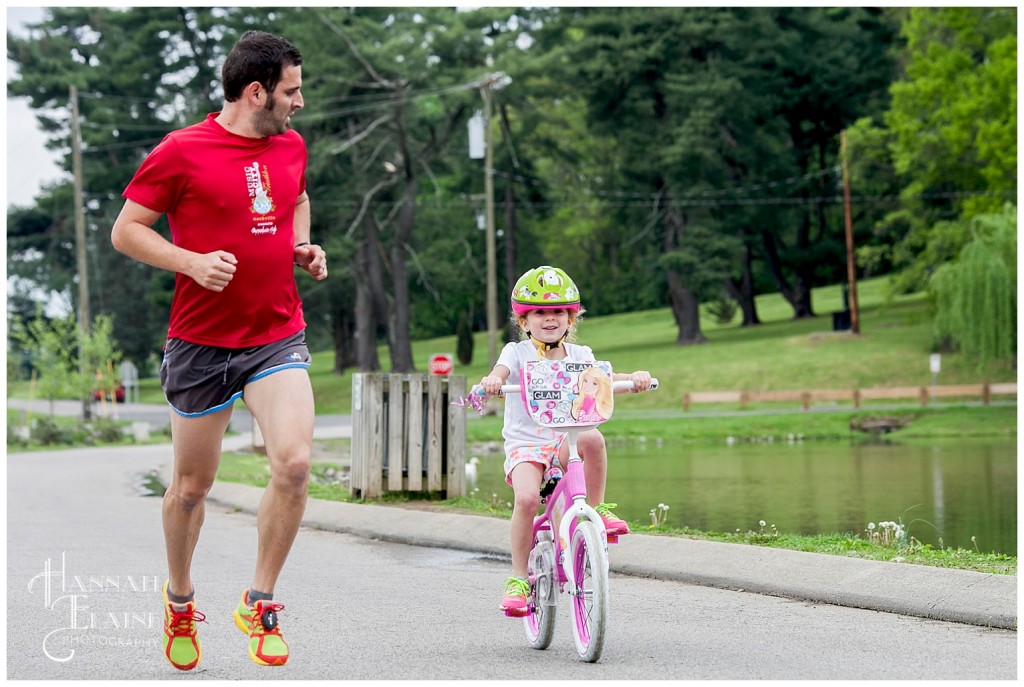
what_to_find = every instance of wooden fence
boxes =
[350,373,466,498]
[682,382,1017,411]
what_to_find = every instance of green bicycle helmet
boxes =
[510,265,581,315]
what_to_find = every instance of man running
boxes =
[111,30,326,670]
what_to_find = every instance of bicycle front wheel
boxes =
[569,520,609,662]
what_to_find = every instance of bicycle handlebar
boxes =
[474,378,659,397]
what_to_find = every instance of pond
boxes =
[468,438,1017,556]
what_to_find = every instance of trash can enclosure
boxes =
[350,373,467,498]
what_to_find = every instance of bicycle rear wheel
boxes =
[523,532,556,649]
[569,520,609,662]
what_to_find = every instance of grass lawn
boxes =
[298,276,1015,416]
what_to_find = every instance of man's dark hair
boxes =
[222,30,303,102]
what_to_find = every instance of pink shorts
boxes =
[503,437,565,485]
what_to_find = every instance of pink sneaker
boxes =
[596,503,630,535]
[500,577,529,617]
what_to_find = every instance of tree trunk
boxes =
[760,229,800,311]
[665,199,706,345]
[725,231,761,326]
[388,178,418,372]
[354,238,381,372]
[667,270,706,345]
[791,211,815,318]
[331,307,355,375]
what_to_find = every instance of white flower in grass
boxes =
[759,520,766,527]
[868,523,876,530]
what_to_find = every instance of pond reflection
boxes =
[471,438,1017,555]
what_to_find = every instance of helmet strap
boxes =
[529,333,565,359]
[521,311,574,359]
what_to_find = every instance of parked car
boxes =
[92,383,126,403]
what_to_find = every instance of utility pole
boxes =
[482,82,498,366]
[840,129,860,335]
[70,85,92,418]
[475,72,512,365]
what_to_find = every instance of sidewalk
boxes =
[192,429,1018,632]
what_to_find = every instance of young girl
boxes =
[478,265,652,617]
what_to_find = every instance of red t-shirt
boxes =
[123,113,308,348]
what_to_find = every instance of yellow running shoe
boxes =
[233,589,289,666]
[161,581,204,671]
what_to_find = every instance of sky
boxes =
[6,6,65,209]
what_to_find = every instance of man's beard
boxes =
[251,94,290,136]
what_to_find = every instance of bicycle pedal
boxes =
[503,607,530,618]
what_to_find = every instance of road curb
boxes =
[202,478,1017,631]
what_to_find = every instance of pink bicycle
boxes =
[477,360,658,662]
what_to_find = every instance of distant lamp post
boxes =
[470,72,512,366]
[929,354,941,386]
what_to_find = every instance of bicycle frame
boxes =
[532,427,607,592]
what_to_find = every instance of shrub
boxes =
[30,417,74,445]
[90,418,127,444]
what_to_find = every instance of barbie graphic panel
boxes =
[519,360,615,428]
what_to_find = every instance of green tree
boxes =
[80,315,124,403]
[930,205,1016,371]
[10,313,125,416]
[455,309,474,366]
[757,7,898,318]
[880,7,1017,292]
[527,7,896,337]
[282,7,493,372]
[10,313,82,415]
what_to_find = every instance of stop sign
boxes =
[429,353,453,376]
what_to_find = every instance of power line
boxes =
[304,188,1015,210]
[488,165,842,200]
[300,78,482,123]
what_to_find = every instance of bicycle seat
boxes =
[518,359,615,429]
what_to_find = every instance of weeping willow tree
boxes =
[930,205,1017,372]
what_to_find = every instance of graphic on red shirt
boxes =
[246,161,277,217]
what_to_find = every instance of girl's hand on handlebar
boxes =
[629,370,653,393]
[479,375,505,396]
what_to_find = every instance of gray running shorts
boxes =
[159,330,310,417]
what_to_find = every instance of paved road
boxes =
[7,436,1016,679]
[7,398,350,436]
